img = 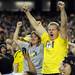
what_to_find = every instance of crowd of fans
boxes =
[0,1,75,75]
[0,12,75,43]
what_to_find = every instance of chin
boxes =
[50,38,54,40]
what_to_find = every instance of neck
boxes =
[50,39,54,41]
[31,44,37,47]
[50,36,57,41]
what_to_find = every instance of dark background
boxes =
[0,0,74,15]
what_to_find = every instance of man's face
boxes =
[48,25,59,40]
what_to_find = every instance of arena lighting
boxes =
[15,1,34,9]
[0,2,2,8]
[42,1,51,11]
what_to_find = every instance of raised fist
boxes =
[57,1,65,11]
[17,21,22,27]
[22,5,29,12]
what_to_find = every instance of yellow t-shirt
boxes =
[14,50,24,73]
[41,32,68,74]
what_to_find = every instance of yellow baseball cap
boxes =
[23,35,31,42]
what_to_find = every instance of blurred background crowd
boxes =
[0,0,75,75]
[0,12,75,43]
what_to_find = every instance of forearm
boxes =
[27,58,36,73]
[25,11,46,36]
[13,64,18,73]
[61,8,67,28]
[60,7,67,39]
[13,27,20,41]
[25,11,38,28]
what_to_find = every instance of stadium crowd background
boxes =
[0,0,75,75]
[0,12,75,43]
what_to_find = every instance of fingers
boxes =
[57,1,65,11]
[57,1,65,6]
[22,4,29,12]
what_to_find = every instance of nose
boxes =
[50,30,53,33]
[48,30,52,34]
[31,37,35,40]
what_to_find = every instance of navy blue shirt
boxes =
[0,53,14,74]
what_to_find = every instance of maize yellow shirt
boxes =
[14,50,24,73]
[41,32,68,74]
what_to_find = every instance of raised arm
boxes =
[12,21,23,51]
[13,21,22,41]
[58,1,67,39]
[23,5,47,36]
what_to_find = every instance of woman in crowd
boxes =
[13,21,44,75]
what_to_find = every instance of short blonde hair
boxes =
[47,22,60,30]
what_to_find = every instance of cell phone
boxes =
[22,47,26,54]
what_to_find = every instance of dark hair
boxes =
[0,44,7,53]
